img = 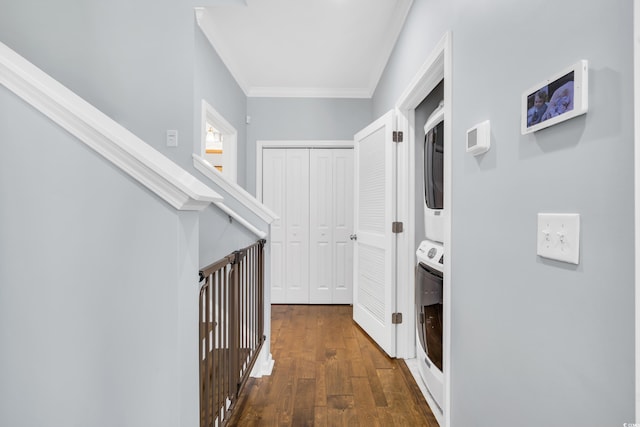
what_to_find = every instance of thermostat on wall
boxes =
[466,120,490,155]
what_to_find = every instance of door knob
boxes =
[349,234,357,241]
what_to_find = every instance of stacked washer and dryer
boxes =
[415,100,445,414]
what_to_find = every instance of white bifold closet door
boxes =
[309,149,354,304]
[262,147,353,304]
[262,148,288,303]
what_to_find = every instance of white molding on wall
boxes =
[195,1,411,100]
[247,86,372,99]
[366,0,415,99]
[249,346,274,378]
[213,199,267,240]
[394,30,451,427]
[195,7,252,97]
[0,42,221,211]
[194,154,278,225]
[200,99,238,184]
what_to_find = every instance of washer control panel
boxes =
[416,240,444,272]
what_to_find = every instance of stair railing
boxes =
[198,239,266,427]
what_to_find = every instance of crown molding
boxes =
[195,8,252,96]
[246,86,372,99]
[194,1,414,100]
[0,41,221,211]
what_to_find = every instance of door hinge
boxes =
[392,222,404,233]
[392,313,403,324]
[392,131,403,142]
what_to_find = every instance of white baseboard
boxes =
[249,346,274,378]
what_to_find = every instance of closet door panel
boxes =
[285,149,310,303]
[262,149,287,303]
[332,149,354,304]
[263,146,353,305]
[310,150,333,304]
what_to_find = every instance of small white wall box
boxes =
[521,60,588,135]
[466,120,490,155]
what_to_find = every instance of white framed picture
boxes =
[521,60,588,134]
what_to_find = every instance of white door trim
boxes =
[394,30,452,427]
[634,0,640,419]
[256,140,354,202]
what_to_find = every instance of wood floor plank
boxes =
[313,406,328,427]
[226,304,437,427]
[292,378,316,427]
[325,358,353,396]
[296,357,317,379]
[377,367,435,427]
[351,377,377,409]
[314,362,327,407]
[398,360,440,426]
[327,395,357,426]
[358,345,388,407]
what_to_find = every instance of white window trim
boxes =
[200,99,238,184]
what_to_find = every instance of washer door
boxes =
[416,262,443,371]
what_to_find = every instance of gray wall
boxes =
[0,85,196,427]
[246,97,372,195]
[374,0,635,425]
[193,24,262,265]
[0,0,263,268]
[194,25,248,189]
[0,0,208,172]
[198,201,264,267]
[0,1,259,424]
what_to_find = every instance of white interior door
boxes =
[284,149,310,303]
[262,149,287,303]
[309,149,354,304]
[353,111,397,357]
[331,149,354,304]
[310,149,333,303]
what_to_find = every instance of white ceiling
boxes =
[197,0,413,98]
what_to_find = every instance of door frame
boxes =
[394,31,452,426]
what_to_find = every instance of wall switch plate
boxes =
[537,213,580,264]
[166,130,178,147]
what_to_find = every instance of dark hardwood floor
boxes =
[228,304,438,426]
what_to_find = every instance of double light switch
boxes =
[537,213,580,265]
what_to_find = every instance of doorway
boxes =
[394,31,451,426]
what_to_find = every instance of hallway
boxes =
[229,305,438,426]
